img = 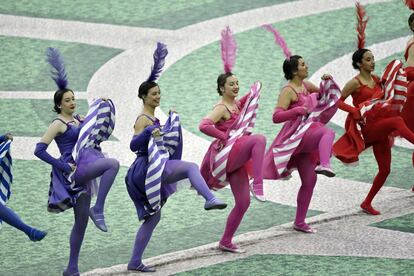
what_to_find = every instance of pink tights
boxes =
[293,125,334,227]
[220,134,266,246]
[295,124,335,167]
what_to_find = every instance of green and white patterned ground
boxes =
[0,0,413,275]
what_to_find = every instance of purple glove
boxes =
[272,107,307,123]
[34,142,72,174]
[130,125,158,152]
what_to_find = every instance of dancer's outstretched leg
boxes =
[127,212,161,273]
[361,141,391,215]
[368,117,414,143]
[0,204,47,241]
[75,157,119,232]
[296,125,335,177]
[161,160,227,210]
[219,168,250,253]
[227,134,266,200]
[64,194,91,276]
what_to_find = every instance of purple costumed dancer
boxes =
[34,48,119,276]
[0,133,47,241]
[125,42,227,273]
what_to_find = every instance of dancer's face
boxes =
[144,85,161,108]
[358,51,375,72]
[295,58,308,79]
[59,91,76,115]
[222,75,239,98]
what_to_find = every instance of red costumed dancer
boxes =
[333,2,412,215]
[401,0,414,192]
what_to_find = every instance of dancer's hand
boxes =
[100,97,108,101]
[69,163,76,171]
[352,110,363,121]
[151,128,162,137]
[169,108,177,114]
[5,133,13,141]
[321,74,332,80]
[299,106,309,115]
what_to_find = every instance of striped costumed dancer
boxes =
[401,0,414,192]
[0,133,47,241]
[199,27,266,253]
[125,42,227,273]
[262,25,340,234]
[34,48,119,276]
[333,2,412,215]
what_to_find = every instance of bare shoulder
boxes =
[134,115,153,129]
[280,86,295,99]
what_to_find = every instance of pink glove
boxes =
[199,118,227,140]
[273,107,307,123]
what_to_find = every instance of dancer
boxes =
[199,27,266,253]
[0,133,47,241]
[402,0,414,192]
[262,24,339,234]
[126,42,227,272]
[333,3,412,215]
[34,48,119,276]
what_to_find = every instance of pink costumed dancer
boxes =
[262,25,340,233]
[199,26,266,253]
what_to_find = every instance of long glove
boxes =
[130,125,158,152]
[338,97,362,120]
[272,106,307,123]
[199,118,227,140]
[34,142,72,174]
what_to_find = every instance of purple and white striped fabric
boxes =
[211,81,261,188]
[272,79,341,175]
[68,99,116,187]
[0,140,12,227]
[144,112,182,215]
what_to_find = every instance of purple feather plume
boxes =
[46,47,68,90]
[262,24,292,60]
[147,42,168,82]
[221,26,237,73]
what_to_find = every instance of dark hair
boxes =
[283,55,302,80]
[216,72,233,96]
[138,81,158,103]
[409,13,414,32]
[352,48,370,70]
[53,89,74,113]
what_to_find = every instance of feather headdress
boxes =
[405,0,414,10]
[262,24,292,60]
[147,42,168,82]
[356,2,369,49]
[220,26,237,73]
[46,47,68,90]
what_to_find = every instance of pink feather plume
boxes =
[220,26,237,73]
[262,24,292,60]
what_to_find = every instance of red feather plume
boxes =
[356,2,369,49]
[405,0,414,10]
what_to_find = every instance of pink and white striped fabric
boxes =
[272,79,341,176]
[360,60,407,118]
[211,81,261,188]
